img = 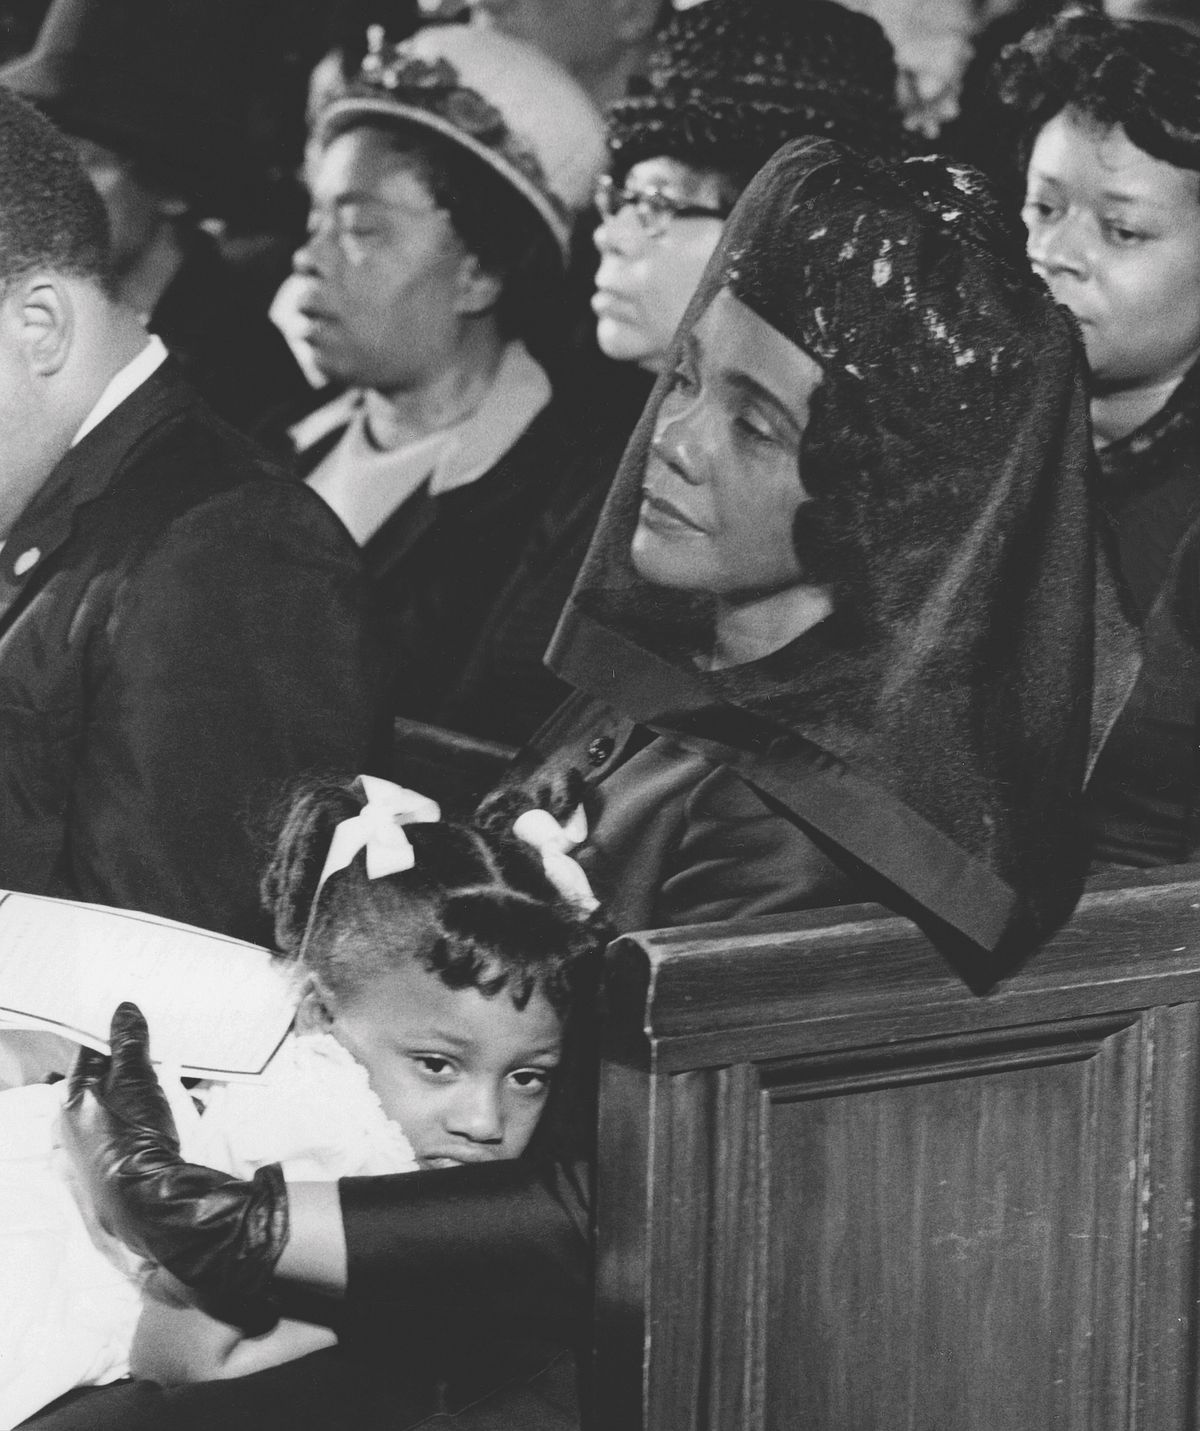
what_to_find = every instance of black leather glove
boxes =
[61,1001,289,1334]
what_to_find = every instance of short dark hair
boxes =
[991,8,1200,184]
[328,117,564,350]
[0,86,111,285]
[262,777,604,1020]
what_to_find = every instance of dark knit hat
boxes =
[608,0,903,180]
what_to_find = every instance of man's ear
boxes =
[10,275,74,377]
[454,252,503,318]
[294,972,338,1033]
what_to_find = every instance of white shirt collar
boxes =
[423,341,551,497]
[70,334,170,448]
[291,341,551,492]
[298,342,553,546]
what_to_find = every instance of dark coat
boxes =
[150,231,311,435]
[291,384,613,737]
[0,360,383,943]
[439,363,654,746]
[493,689,860,934]
[1088,356,1200,866]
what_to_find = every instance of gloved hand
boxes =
[61,1001,289,1334]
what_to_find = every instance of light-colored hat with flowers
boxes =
[315,23,606,264]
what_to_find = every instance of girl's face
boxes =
[593,156,728,371]
[1023,109,1200,394]
[312,957,563,1169]
[631,285,824,596]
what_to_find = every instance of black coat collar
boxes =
[0,360,197,624]
[547,605,1018,962]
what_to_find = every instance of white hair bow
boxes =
[317,775,441,894]
[512,805,599,914]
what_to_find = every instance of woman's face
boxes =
[1023,108,1200,393]
[293,127,478,394]
[593,157,728,371]
[314,955,563,1170]
[631,285,824,596]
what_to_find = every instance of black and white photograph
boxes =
[0,0,1197,1425]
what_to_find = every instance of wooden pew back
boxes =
[594,868,1200,1430]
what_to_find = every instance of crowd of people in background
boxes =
[0,0,1197,1426]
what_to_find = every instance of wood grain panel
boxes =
[1130,1003,1200,1426]
[761,1020,1143,1430]
[592,870,1200,1431]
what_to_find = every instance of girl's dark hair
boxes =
[990,8,1200,188]
[333,117,565,354]
[261,777,604,1021]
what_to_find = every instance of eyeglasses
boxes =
[594,174,728,240]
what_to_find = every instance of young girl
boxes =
[0,774,602,1427]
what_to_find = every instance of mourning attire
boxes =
[289,348,597,730]
[22,140,1130,1431]
[1087,357,1200,864]
[507,138,1132,974]
[437,360,655,743]
[0,348,381,945]
[283,25,605,742]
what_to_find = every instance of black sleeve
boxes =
[339,1156,591,1350]
[69,480,384,942]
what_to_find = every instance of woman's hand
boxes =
[61,1001,289,1333]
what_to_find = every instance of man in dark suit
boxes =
[0,88,382,942]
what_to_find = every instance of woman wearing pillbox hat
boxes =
[286,23,610,734]
[316,21,606,270]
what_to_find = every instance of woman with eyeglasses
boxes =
[592,0,903,373]
[436,0,906,743]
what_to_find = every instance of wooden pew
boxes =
[593,866,1200,1430]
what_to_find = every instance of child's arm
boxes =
[130,1267,337,1384]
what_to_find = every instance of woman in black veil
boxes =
[500,131,1135,982]
[34,137,1134,1431]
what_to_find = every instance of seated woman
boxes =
[991,10,1200,866]
[34,138,1126,1431]
[285,22,606,730]
[442,0,906,743]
